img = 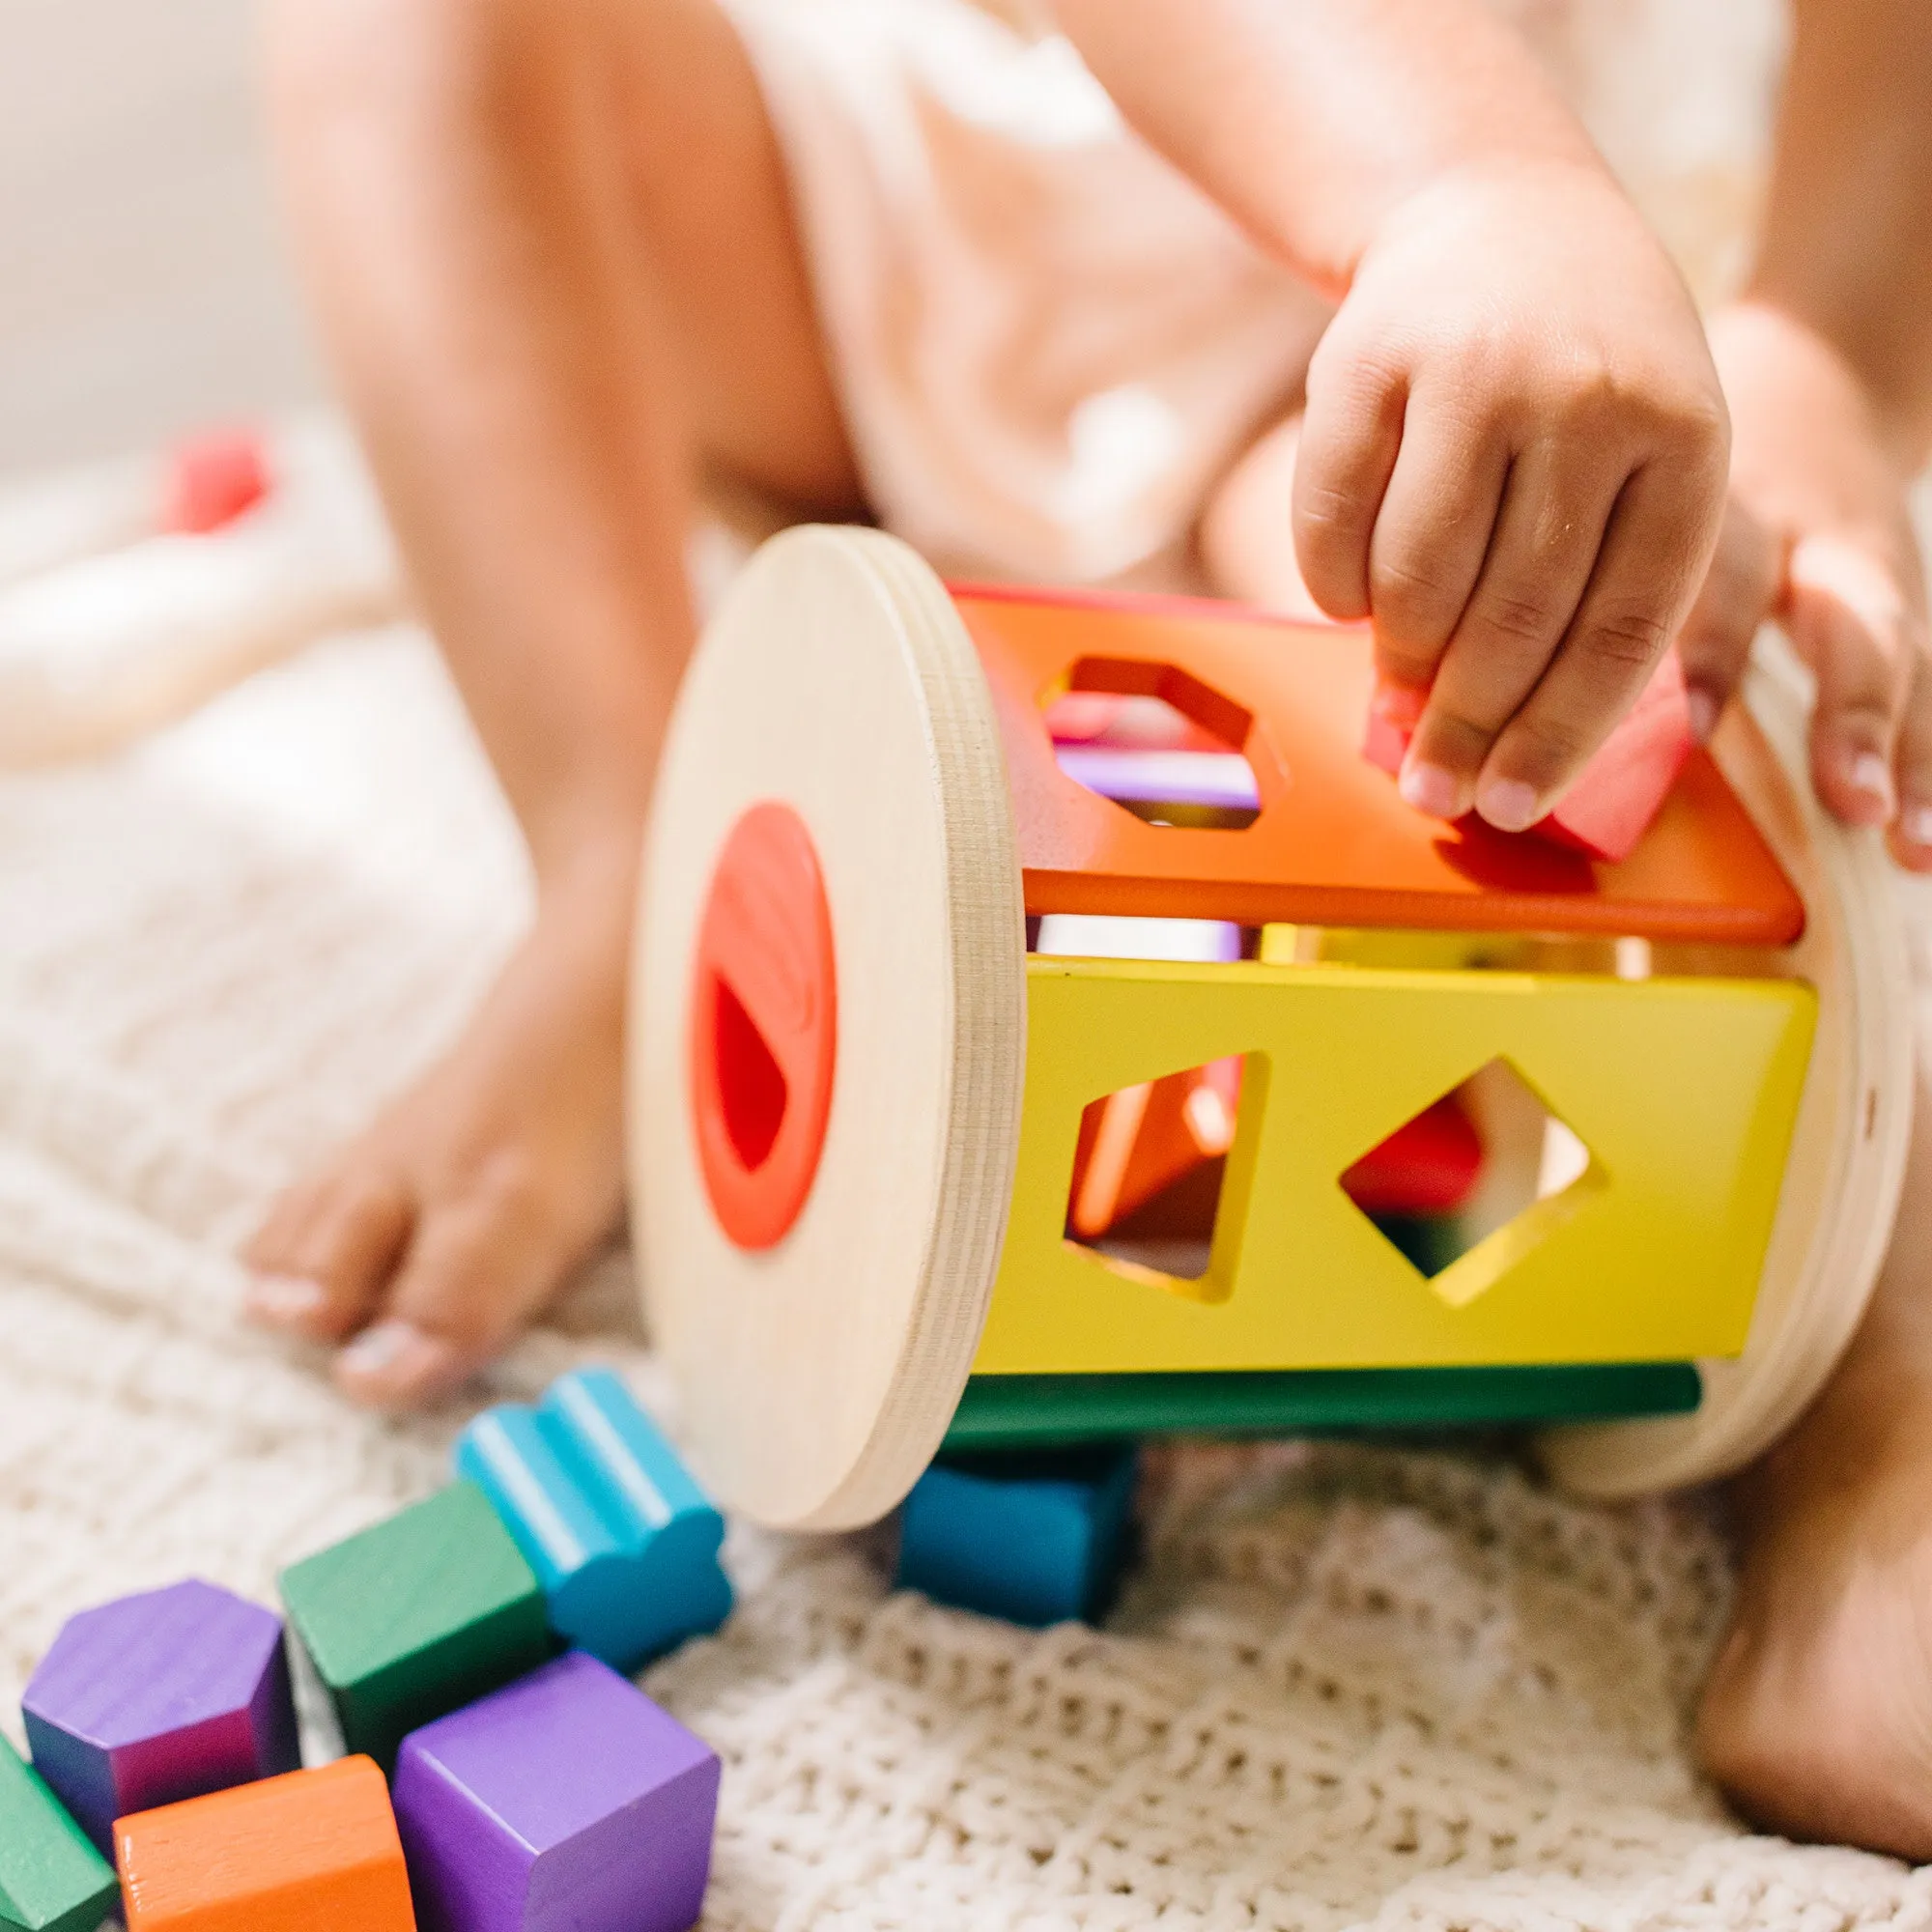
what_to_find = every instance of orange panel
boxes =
[115,1757,415,1931]
[953,583,1804,945]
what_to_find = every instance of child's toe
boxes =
[243,1168,415,1341]
[332,1164,597,1409]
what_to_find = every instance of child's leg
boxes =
[1697,1015,1932,1858]
[245,0,863,1405]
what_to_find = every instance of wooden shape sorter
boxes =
[456,1368,733,1673]
[0,1734,117,1932]
[22,1579,298,1855]
[391,1651,720,1932]
[115,1756,414,1931]
[278,1482,551,1775]
[632,527,1916,1533]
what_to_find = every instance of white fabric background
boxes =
[2,621,1930,1930]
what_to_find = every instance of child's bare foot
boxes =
[242,848,634,1407]
[1697,1037,1932,1857]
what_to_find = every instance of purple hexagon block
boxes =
[393,1650,721,1932]
[22,1577,299,1853]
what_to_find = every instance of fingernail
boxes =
[1398,759,1462,818]
[1846,750,1896,816]
[1476,779,1542,835]
[337,1320,457,1391]
[1902,803,1932,849]
[246,1274,325,1325]
[1686,687,1719,744]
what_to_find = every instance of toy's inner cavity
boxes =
[1044,660,1264,830]
[712,980,788,1173]
[689,802,837,1250]
[1339,1056,1602,1305]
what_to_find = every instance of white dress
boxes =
[720,0,1788,584]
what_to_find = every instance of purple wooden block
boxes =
[393,1650,720,1932]
[22,1577,299,1853]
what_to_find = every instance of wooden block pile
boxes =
[4,1358,1148,1931]
[0,1369,730,1932]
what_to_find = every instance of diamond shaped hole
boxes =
[1044,657,1264,829]
[1064,1053,1253,1299]
[1340,1057,1603,1307]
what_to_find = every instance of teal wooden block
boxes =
[278,1481,552,1776]
[895,1444,1140,1629]
[0,1732,117,1932]
[456,1368,732,1672]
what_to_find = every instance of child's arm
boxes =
[1052,0,1730,836]
[1678,0,1932,867]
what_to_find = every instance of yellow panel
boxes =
[972,957,1815,1375]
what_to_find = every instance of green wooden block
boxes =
[279,1480,551,1776]
[0,1731,118,1932]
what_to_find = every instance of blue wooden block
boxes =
[456,1368,733,1672]
[895,1444,1141,1628]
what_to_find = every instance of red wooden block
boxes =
[1363,653,1695,865]
[161,432,271,536]
[115,1756,415,1931]
[1341,1093,1486,1216]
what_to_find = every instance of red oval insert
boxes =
[688,802,837,1249]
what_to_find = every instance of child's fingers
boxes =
[1675,497,1782,740]
[1292,338,1406,622]
[1786,532,1914,828]
[1889,649,1932,871]
[1363,394,1511,693]
[1473,457,1720,830]
[1397,435,1627,815]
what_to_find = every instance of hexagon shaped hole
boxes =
[1065,1053,1253,1298]
[1044,657,1264,829]
[1339,1057,1603,1309]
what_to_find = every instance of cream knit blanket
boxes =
[1,618,1929,1931]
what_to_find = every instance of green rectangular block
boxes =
[944,1363,1702,1447]
[0,1731,118,1932]
[279,1480,552,1775]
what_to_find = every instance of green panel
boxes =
[0,1734,117,1932]
[279,1480,551,1775]
[944,1362,1701,1448]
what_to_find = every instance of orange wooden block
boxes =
[115,1756,415,1931]
[952,582,1803,946]
[1067,1057,1241,1238]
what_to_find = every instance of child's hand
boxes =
[1676,301,1932,870]
[1293,159,1730,834]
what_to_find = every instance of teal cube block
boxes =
[456,1368,733,1672]
[895,1443,1140,1628]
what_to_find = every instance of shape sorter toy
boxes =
[631,526,1916,1532]
[456,1368,733,1672]
[22,1578,299,1855]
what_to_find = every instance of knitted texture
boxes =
[2,620,1930,1931]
